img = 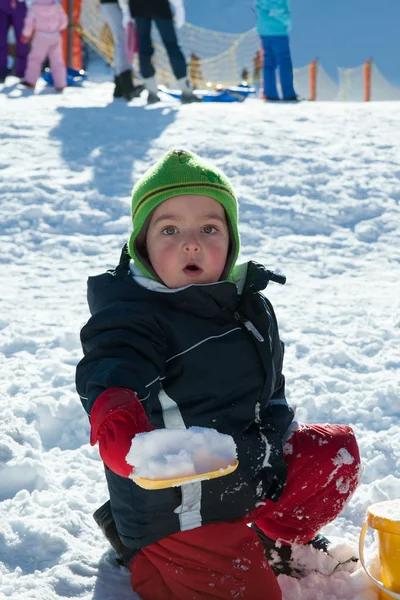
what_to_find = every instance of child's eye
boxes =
[202,225,217,234]
[161,226,178,235]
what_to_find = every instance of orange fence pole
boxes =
[363,59,372,102]
[309,59,318,101]
[62,0,82,70]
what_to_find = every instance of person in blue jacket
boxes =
[255,0,297,101]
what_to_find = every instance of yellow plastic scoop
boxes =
[130,459,239,490]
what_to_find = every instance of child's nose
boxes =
[183,237,200,253]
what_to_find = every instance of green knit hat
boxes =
[128,149,240,281]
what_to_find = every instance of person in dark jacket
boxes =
[99,0,142,100]
[124,0,200,103]
[76,149,361,600]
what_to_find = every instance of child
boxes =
[255,0,298,101]
[0,0,29,82]
[76,149,361,600]
[21,0,67,91]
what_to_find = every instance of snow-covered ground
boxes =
[0,75,399,600]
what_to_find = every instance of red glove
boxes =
[90,387,155,478]
[20,35,30,44]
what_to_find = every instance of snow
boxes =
[126,427,237,480]
[1,71,400,600]
[285,536,359,577]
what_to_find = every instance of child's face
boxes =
[146,195,230,289]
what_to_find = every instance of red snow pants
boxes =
[129,424,360,600]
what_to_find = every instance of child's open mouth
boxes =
[183,263,203,277]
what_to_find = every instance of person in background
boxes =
[0,0,29,83]
[99,0,142,101]
[255,0,298,101]
[252,48,262,85]
[20,0,67,91]
[77,148,360,600]
[124,0,200,104]
[241,66,249,83]
[188,50,202,89]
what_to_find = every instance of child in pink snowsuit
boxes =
[22,0,67,91]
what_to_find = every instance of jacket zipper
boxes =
[234,312,264,342]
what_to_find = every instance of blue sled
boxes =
[41,67,87,87]
[203,86,255,103]
[160,84,255,103]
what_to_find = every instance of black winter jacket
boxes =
[76,247,294,550]
[128,0,172,19]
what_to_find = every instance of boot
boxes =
[147,90,160,104]
[282,95,301,102]
[251,524,358,578]
[143,75,160,104]
[181,90,202,104]
[93,501,138,568]
[176,77,202,104]
[117,70,143,101]
[20,80,35,89]
[113,75,123,98]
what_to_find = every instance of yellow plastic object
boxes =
[359,499,400,600]
[130,459,239,490]
[367,501,400,535]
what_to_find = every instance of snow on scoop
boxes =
[127,427,238,490]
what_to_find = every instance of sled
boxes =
[41,67,86,87]
[159,85,255,103]
[131,459,239,490]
